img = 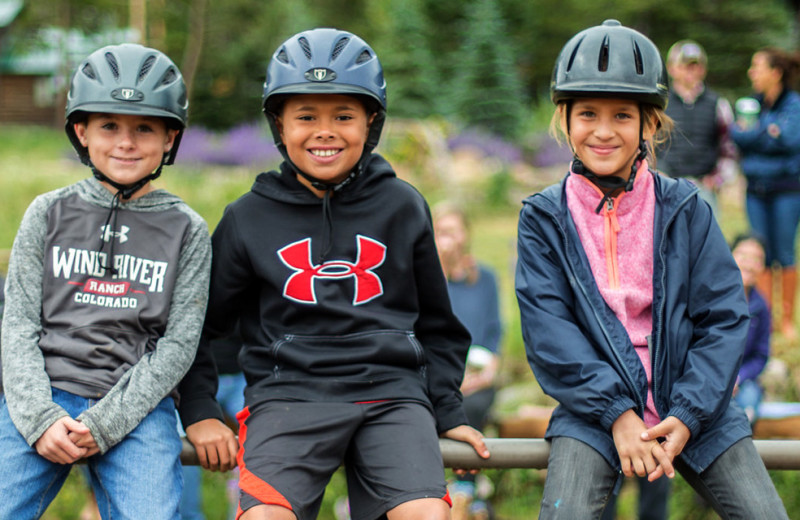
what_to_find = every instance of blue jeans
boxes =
[540,436,788,520]
[0,388,183,520]
[600,475,671,520]
[746,190,800,266]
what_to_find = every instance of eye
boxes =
[577,110,595,118]
[296,114,314,121]
[100,121,117,131]
[336,113,354,121]
[137,124,155,133]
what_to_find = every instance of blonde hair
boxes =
[548,100,674,165]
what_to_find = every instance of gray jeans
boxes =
[539,436,788,520]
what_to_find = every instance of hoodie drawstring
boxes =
[96,190,123,276]
[319,188,335,263]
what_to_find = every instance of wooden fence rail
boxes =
[180,437,800,470]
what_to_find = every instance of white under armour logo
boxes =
[100,225,129,243]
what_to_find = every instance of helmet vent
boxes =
[159,67,178,86]
[105,52,120,80]
[566,36,585,72]
[137,55,156,84]
[331,37,349,60]
[298,37,312,60]
[81,63,97,80]
[355,50,372,64]
[276,49,289,64]
[632,41,644,75]
[598,35,610,72]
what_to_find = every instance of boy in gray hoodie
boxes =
[0,43,210,519]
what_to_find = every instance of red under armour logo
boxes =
[278,235,386,305]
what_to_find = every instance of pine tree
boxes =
[375,0,441,119]
[449,0,527,139]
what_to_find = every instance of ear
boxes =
[642,113,659,140]
[74,122,89,147]
[164,128,180,152]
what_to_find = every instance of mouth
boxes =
[112,156,141,164]
[587,145,618,156]
[309,148,342,158]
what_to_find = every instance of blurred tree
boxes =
[449,0,527,139]
[374,0,441,118]
[4,0,798,131]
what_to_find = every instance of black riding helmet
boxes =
[262,28,387,191]
[551,19,668,108]
[551,20,668,209]
[65,43,188,198]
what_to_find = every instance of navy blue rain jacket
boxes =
[515,171,752,473]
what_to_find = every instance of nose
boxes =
[594,117,615,139]
[118,127,136,148]
[314,118,335,140]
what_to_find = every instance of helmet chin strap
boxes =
[89,157,166,200]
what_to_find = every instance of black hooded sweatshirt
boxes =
[179,154,471,433]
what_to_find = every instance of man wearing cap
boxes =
[657,40,738,215]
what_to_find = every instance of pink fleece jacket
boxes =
[565,160,660,427]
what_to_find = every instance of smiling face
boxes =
[568,98,653,180]
[74,113,178,198]
[277,94,374,195]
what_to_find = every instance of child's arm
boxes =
[74,216,212,454]
[411,214,473,434]
[1,195,74,448]
[178,209,254,470]
[665,200,751,439]
[516,203,637,430]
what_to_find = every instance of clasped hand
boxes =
[612,410,690,481]
[34,416,99,464]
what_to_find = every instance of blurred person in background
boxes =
[434,202,502,520]
[731,47,800,339]
[656,40,737,216]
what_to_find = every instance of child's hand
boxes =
[185,418,239,472]
[34,417,91,464]
[441,424,490,475]
[611,409,673,480]
[640,416,691,481]
[68,428,100,458]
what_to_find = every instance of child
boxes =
[0,43,211,519]
[730,232,772,424]
[514,20,788,519]
[178,28,489,520]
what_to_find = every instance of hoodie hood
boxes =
[80,176,186,211]
[250,153,397,205]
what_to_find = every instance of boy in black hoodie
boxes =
[179,28,489,520]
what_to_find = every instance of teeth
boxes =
[311,149,339,157]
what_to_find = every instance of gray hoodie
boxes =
[1,178,210,453]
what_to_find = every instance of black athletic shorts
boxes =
[235,400,450,520]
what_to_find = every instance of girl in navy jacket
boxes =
[515,20,788,519]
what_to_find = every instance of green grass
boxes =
[3,124,800,519]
